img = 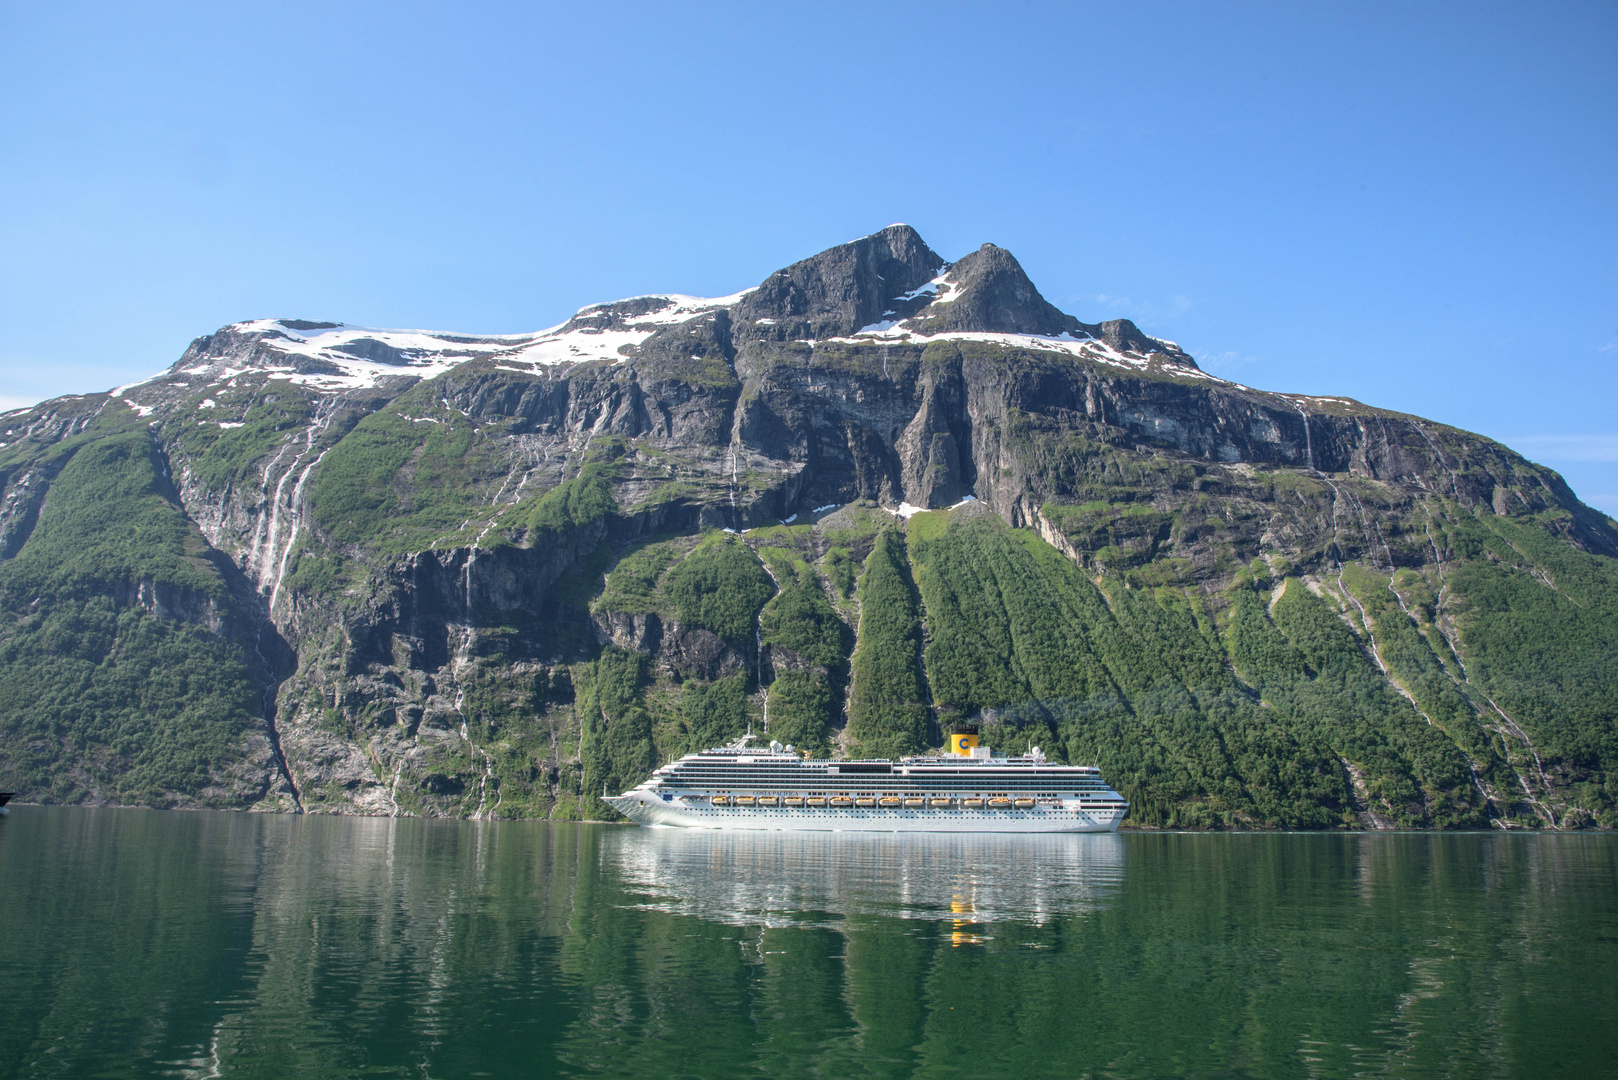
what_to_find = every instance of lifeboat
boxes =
[904,797,926,808]
[829,796,853,808]
[736,796,757,806]
[783,796,804,807]
[712,796,731,806]
[878,796,902,808]
[807,796,828,807]
[987,797,1012,809]
[1013,798,1036,809]
[929,797,953,808]
[758,796,779,807]
[855,796,877,808]
[961,798,984,808]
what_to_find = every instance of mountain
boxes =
[2,225,1615,828]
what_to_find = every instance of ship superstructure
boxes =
[604,727,1127,833]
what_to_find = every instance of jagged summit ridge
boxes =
[140,226,1199,396]
[730,224,947,339]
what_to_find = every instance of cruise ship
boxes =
[604,727,1128,833]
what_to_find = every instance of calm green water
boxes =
[1,810,1615,1079]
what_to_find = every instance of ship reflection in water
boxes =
[603,826,1126,938]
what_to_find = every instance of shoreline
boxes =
[1,802,1610,832]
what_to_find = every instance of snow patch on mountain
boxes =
[828,326,1217,381]
[506,328,659,368]
[167,292,762,391]
[588,290,756,326]
[133,266,1205,402]
[926,272,966,305]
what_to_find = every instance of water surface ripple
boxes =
[1,809,1613,1078]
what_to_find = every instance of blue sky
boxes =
[3,1,1615,511]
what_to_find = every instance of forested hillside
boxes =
[575,500,1614,828]
[1,225,1614,827]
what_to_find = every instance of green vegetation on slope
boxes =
[578,646,655,819]
[1442,513,1618,822]
[521,468,617,545]
[1336,562,1526,815]
[758,548,846,668]
[0,600,262,806]
[1089,576,1347,829]
[763,673,835,755]
[0,433,261,806]
[1269,579,1480,825]
[758,547,848,755]
[595,541,680,617]
[847,529,929,758]
[822,547,857,598]
[907,510,1112,721]
[906,512,1357,828]
[1227,579,1482,827]
[168,382,319,491]
[309,400,479,551]
[0,434,223,599]
[662,532,774,643]
[676,674,750,756]
[307,383,611,555]
[533,488,1615,827]
[7,386,1615,828]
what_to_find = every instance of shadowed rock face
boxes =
[911,243,1081,338]
[1,225,1614,821]
[732,225,946,340]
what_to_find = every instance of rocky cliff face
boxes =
[1,225,1614,828]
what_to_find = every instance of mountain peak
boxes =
[717,228,1199,371]
[905,242,1082,339]
[731,225,945,339]
[150,227,1197,400]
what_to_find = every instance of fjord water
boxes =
[1,810,1614,1079]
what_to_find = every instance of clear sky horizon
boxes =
[3,1,1615,512]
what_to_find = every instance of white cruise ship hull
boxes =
[604,796,1124,833]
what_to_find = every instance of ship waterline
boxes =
[605,733,1128,833]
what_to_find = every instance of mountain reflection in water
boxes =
[605,827,1125,931]
[2,809,1616,1079]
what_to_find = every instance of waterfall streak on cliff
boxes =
[1422,508,1448,580]
[388,765,404,817]
[252,624,302,812]
[1290,399,1315,472]
[1384,574,1502,815]
[1316,474,1399,688]
[1413,421,1462,498]
[727,449,739,526]
[450,625,498,819]
[471,452,540,551]
[256,451,299,588]
[1430,611,1557,824]
[755,558,782,730]
[268,448,329,617]
[258,400,344,597]
[246,444,293,583]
